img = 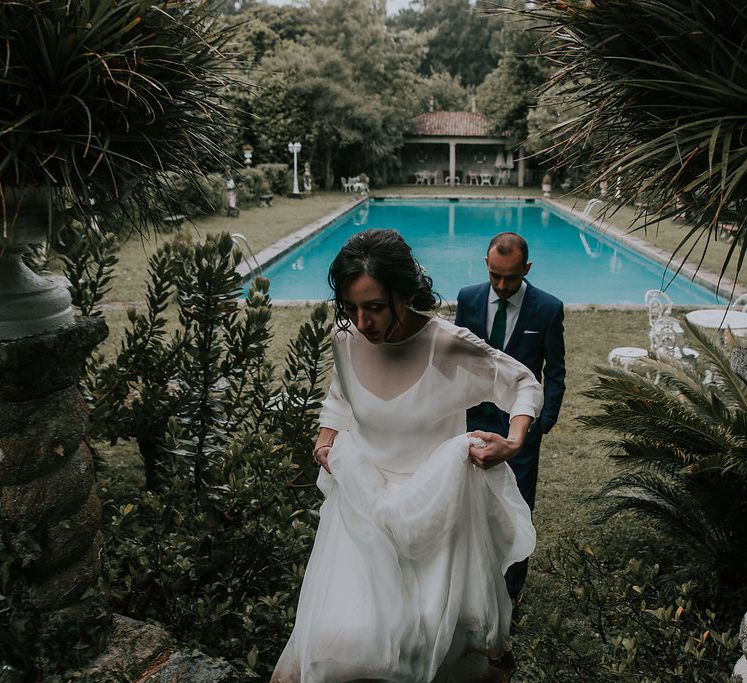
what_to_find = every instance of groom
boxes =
[455,232,565,600]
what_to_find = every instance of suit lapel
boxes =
[473,283,491,342]
[505,282,535,355]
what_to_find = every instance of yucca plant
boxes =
[0,0,242,239]
[580,322,747,586]
[524,0,747,280]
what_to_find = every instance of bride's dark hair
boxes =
[328,228,441,332]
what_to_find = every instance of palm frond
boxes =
[593,470,723,560]
[518,0,747,276]
[1,0,246,239]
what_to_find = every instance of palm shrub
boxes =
[0,0,243,237]
[579,323,747,586]
[524,0,747,277]
[81,232,331,677]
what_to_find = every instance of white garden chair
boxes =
[646,289,684,347]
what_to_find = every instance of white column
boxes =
[518,146,525,188]
[449,141,456,187]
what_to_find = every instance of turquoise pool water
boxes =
[259,199,723,305]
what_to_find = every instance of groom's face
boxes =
[485,246,531,300]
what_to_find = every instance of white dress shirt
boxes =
[486,280,527,347]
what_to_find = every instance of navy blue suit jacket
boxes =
[455,281,566,442]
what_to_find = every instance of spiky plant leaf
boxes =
[520,0,747,278]
[0,0,245,243]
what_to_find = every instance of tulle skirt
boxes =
[271,432,535,683]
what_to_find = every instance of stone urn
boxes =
[0,187,74,340]
[542,173,553,198]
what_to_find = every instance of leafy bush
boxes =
[164,167,279,215]
[256,163,291,195]
[579,323,747,586]
[82,232,331,678]
[527,0,747,272]
[236,167,272,206]
[516,537,739,682]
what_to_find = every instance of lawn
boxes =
[102,191,360,305]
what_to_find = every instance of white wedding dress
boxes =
[271,317,542,683]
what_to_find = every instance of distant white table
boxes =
[608,346,649,370]
[685,309,747,334]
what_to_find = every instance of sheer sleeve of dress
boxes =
[318,360,352,432]
[434,322,543,421]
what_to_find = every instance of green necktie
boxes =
[490,299,508,351]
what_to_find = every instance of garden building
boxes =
[400,111,525,187]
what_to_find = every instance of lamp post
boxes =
[288,141,302,197]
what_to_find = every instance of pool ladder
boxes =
[581,198,603,220]
[231,233,263,277]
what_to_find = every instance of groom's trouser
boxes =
[505,441,540,599]
[467,405,542,600]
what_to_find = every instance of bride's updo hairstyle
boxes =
[328,228,440,333]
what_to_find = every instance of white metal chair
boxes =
[650,315,699,375]
[646,289,684,347]
[645,289,674,323]
[341,177,351,192]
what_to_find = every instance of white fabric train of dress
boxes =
[271,317,541,682]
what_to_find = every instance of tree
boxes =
[476,11,549,140]
[250,43,365,187]
[412,71,470,113]
[390,0,502,87]
[248,0,427,186]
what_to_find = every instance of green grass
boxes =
[103,192,359,304]
[89,188,740,676]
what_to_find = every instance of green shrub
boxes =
[256,163,291,195]
[516,537,739,681]
[82,232,331,678]
[158,171,226,216]
[236,167,271,206]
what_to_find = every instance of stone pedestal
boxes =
[0,316,110,663]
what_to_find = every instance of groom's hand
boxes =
[468,430,521,469]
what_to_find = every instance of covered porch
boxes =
[400,112,525,188]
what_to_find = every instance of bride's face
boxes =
[341,274,411,344]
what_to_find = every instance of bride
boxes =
[271,229,542,682]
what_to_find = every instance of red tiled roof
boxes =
[414,111,491,137]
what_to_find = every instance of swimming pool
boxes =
[258,198,723,305]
